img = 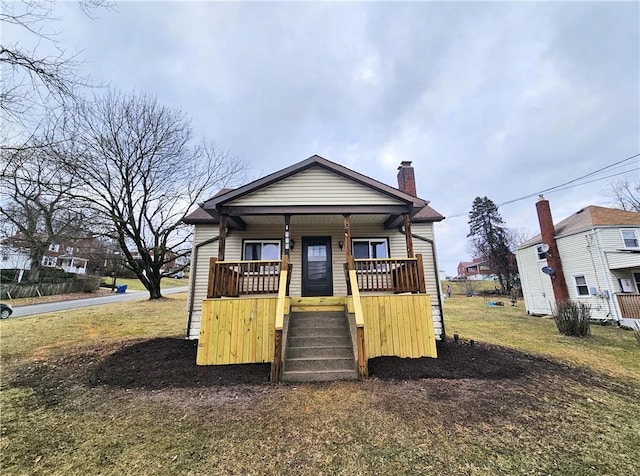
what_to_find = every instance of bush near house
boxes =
[553,300,591,337]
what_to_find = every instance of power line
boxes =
[444,153,640,219]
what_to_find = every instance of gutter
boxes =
[401,230,447,340]
[186,235,219,339]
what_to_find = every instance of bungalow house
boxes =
[516,196,640,327]
[183,156,445,382]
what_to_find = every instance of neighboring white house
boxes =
[516,201,640,327]
[0,246,31,282]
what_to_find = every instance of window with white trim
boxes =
[352,239,389,259]
[48,243,60,252]
[242,240,281,261]
[66,246,74,255]
[41,256,57,267]
[574,275,590,296]
[620,229,639,248]
[535,245,547,260]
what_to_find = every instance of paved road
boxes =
[9,286,189,318]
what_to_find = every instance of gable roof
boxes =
[184,155,444,224]
[519,205,640,249]
[202,155,426,209]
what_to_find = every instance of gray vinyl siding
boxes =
[187,225,219,339]
[411,223,444,340]
[227,166,405,207]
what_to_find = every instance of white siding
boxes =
[557,232,613,321]
[516,245,555,315]
[228,166,405,206]
[517,226,640,322]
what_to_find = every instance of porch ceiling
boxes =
[242,214,391,226]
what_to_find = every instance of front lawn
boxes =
[1,295,638,475]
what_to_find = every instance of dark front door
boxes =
[302,236,333,296]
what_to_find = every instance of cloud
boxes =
[5,0,638,276]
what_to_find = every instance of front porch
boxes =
[197,252,437,381]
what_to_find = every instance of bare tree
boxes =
[608,179,640,212]
[63,90,245,299]
[1,0,113,147]
[0,142,94,282]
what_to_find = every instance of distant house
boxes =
[183,155,446,381]
[0,246,31,282]
[456,257,494,280]
[516,197,640,327]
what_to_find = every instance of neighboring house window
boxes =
[42,256,56,267]
[633,272,640,293]
[49,243,60,252]
[535,245,547,260]
[620,229,639,248]
[574,275,590,296]
[66,246,74,255]
[242,240,281,261]
[352,239,389,259]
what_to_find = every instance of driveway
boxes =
[9,286,189,318]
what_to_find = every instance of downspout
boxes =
[590,230,618,324]
[402,230,447,340]
[186,235,219,339]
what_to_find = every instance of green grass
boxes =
[444,295,640,382]
[1,294,639,475]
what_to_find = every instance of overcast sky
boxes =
[4,1,639,276]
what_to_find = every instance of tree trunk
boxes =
[146,273,163,300]
[26,249,45,283]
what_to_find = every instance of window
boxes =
[574,275,590,296]
[48,243,60,252]
[352,239,389,259]
[41,256,56,267]
[535,245,547,260]
[621,229,639,248]
[242,240,281,261]
[66,246,74,255]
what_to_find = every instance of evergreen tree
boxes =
[467,196,518,293]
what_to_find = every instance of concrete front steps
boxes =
[282,307,358,382]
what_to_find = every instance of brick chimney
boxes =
[397,161,417,196]
[535,195,570,303]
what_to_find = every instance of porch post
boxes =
[218,214,227,261]
[284,214,291,257]
[343,214,353,269]
[403,214,414,258]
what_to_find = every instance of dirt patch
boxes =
[7,336,636,411]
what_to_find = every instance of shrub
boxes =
[553,300,591,337]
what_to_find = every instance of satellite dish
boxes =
[540,243,550,252]
[541,266,555,275]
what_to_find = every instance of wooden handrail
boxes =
[207,259,283,298]
[346,256,426,294]
[616,293,640,319]
[274,256,289,331]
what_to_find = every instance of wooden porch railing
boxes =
[344,256,426,294]
[616,293,640,319]
[207,258,291,298]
